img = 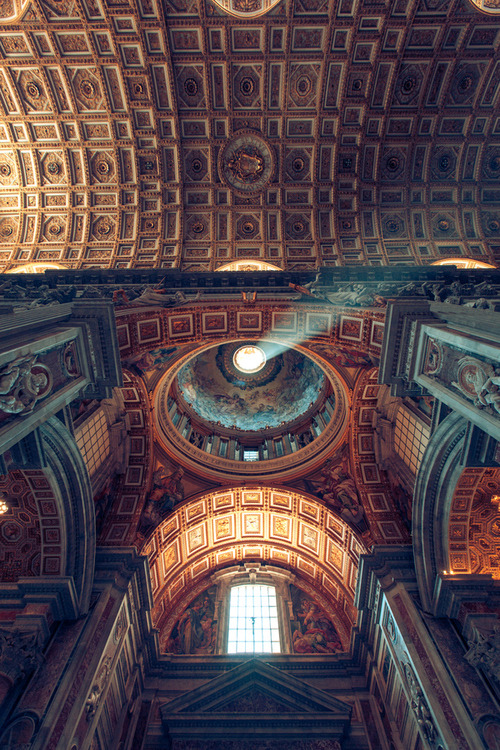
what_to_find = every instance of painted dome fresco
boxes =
[176,343,326,432]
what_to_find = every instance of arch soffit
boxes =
[447,466,500,578]
[39,417,96,614]
[0,418,94,616]
[97,368,153,548]
[143,486,367,636]
[0,470,47,581]
[412,412,469,612]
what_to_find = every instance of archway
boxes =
[412,412,470,612]
[0,417,95,616]
[142,486,367,653]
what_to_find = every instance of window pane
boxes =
[394,406,430,475]
[227,584,281,654]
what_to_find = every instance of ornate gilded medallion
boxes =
[218,131,274,195]
[227,147,264,184]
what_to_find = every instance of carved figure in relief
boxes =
[311,445,365,527]
[402,660,437,745]
[0,355,51,415]
[0,628,43,683]
[300,273,500,310]
[465,624,500,683]
[452,356,500,416]
[140,463,185,530]
[476,374,500,415]
[133,287,201,307]
[294,280,387,308]
[0,281,77,308]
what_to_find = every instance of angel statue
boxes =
[311,445,365,527]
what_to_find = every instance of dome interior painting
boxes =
[176,343,327,432]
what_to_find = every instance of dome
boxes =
[175,342,326,432]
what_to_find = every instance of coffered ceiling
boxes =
[0,0,499,272]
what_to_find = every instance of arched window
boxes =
[431,258,496,269]
[464,0,500,14]
[5,262,66,274]
[162,564,345,656]
[216,260,282,272]
[0,0,31,24]
[227,583,281,654]
[208,0,283,18]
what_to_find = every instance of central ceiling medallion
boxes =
[218,131,274,195]
[233,345,266,374]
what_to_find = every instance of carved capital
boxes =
[465,624,500,684]
[0,628,43,684]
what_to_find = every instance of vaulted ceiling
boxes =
[0,0,498,272]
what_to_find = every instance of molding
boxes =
[412,412,468,614]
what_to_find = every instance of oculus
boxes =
[233,345,266,374]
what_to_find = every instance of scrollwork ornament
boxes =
[85,655,112,721]
[402,659,439,747]
[452,356,500,416]
[386,615,397,643]
[465,624,500,684]
[0,355,52,416]
[0,628,43,684]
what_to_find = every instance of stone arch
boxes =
[39,417,95,614]
[0,417,96,615]
[142,485,367,651]
[111,300,388,546]
[447,467,500,578]
[412,412,469,612]
[0,712,39,748]
[349,367,410,544]
[97,368,152,548]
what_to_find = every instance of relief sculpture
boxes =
[0,355,52,416]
